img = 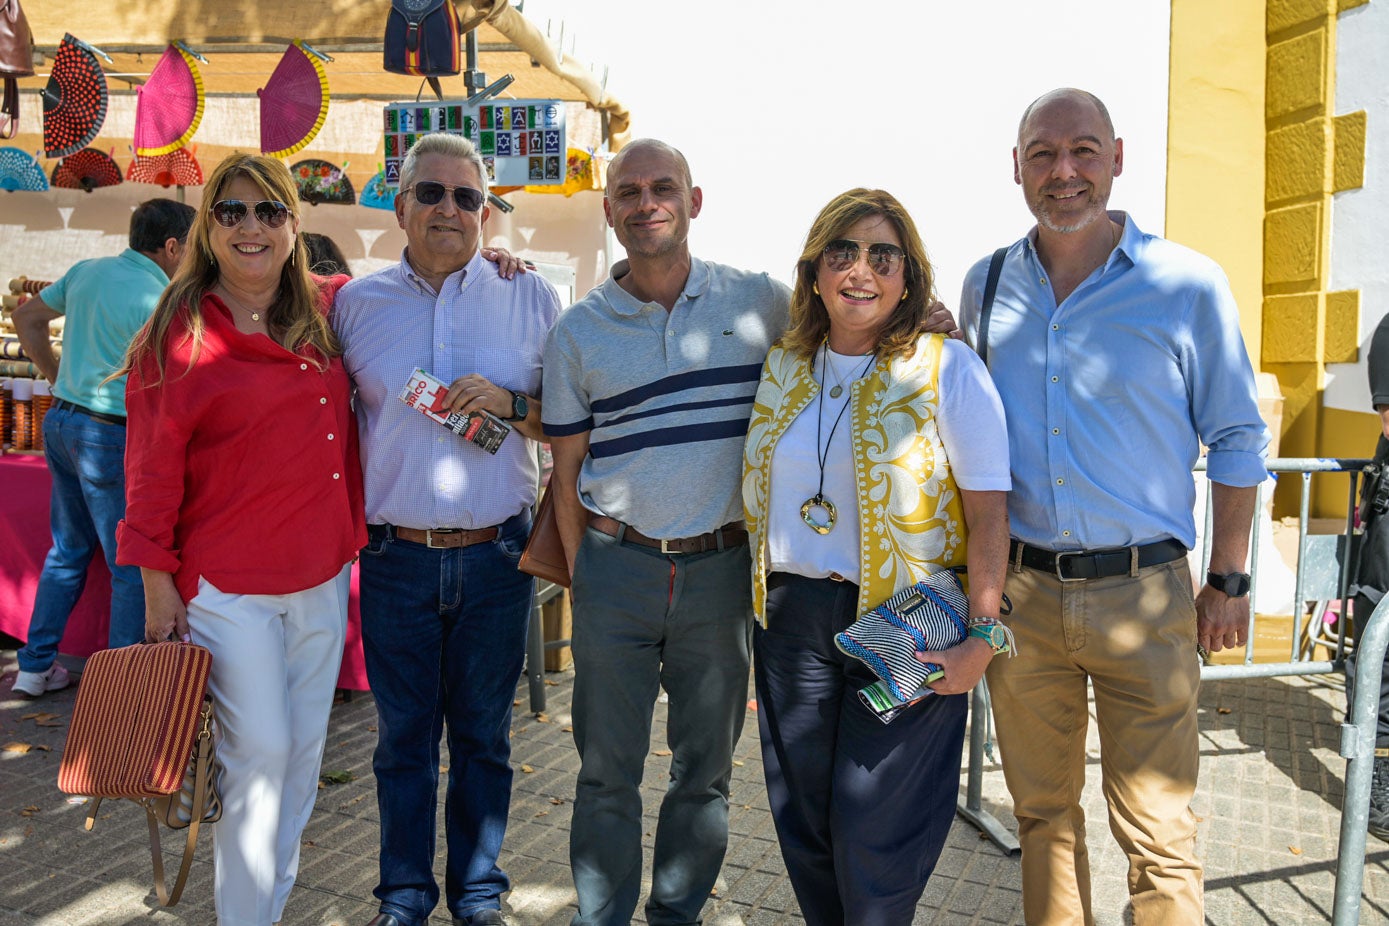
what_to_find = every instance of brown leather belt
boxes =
[591,516,748,555]
[392,525,499,549]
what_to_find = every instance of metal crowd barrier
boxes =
[958,457,1388,920]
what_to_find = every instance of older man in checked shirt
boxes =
[334,132,560,926]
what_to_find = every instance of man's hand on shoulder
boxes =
[481,246,531,280]
[921,300,962,339]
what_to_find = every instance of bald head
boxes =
[1018,88,1115,149]
[607,138,692,190]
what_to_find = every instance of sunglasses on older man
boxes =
[822,239,907,277]
[211,199,292,229]
[404,181,486,212]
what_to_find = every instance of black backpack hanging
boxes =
[384,0,461,99]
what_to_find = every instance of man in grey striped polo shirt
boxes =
[543,139,791,925]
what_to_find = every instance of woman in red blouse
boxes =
[115,154,365,925]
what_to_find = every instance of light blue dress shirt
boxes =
[958,212,1269,551]
[334,249,562,530]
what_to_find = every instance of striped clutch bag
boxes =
[58,641,211,798]
[834,569,969,703]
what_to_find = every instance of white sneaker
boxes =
[11,663,71,697]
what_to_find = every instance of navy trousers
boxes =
[755,572,967,926]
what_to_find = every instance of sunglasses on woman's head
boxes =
[404,181,486,212]
[821,239,906,277]
[211,199,292,229]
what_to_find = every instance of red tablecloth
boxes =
[0,454,369,689]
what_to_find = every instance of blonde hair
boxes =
[119,153,339,385]
[780,188,936,360]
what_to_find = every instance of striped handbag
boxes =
[57,641,221,906]
[834,569,970,705]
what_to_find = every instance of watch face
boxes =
[513,393,529,420]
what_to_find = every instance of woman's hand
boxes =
[918,637,994,695]
[142,568,190,643]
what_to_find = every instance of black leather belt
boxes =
[54,398,126,427]
[1010,538,1187,582]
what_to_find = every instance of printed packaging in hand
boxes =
[399,368,511,455]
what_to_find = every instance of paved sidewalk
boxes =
[2,644,1387,925]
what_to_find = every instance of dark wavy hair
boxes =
[780,188,936,360]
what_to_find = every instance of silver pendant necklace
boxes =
[218,288,269,323]
[801,342,875,535]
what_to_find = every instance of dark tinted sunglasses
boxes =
[822,239,907,277]
[211,199,291,229]
[405,181,486,212]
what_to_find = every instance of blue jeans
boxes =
[358,511,533,925]
[18,403,144,673]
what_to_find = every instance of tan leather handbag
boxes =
[58,642,222,907]
[0,0,34,138]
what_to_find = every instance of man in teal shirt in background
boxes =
[9,197,194,697]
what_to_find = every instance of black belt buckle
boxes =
[1054,551,1088,582]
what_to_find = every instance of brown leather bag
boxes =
[0,0,34,139]
[518,485,572,588]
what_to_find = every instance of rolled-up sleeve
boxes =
[1183,273,1270,488]
[116,353,192,574]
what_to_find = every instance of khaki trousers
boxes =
[986,559,1203,925]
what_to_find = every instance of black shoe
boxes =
[1370,753,1389,841]
[454,911,507,926]
[366,915,405,926]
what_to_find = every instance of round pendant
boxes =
[800,494,837,535]
[829,385,843,399]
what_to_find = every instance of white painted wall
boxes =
[1324,1,1389,414]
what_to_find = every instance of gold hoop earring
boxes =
[900,287,909,303]
[812,281,820,296]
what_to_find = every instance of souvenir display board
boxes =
[382,99,566,188]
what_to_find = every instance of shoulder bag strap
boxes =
[977,246,1009,368]
[146,722,214,907]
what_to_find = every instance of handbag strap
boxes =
[0,79,17,140]
[146,716,214,907]
[976,246,1008,368]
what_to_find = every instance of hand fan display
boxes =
[259,40,330,159]
[127,147,203,187]
[134,44,205,156]
[43,34,109,159]
[51,147,122,192]
[291,158,355,205]
[0,147,48,191]
[359,168,394,210]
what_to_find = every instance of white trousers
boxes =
[187,565,351,926]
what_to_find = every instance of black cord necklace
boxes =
[801,341,876,535]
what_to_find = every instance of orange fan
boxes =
[128,148,204,187]
[51,148,122,192]
[258,41,330,159]
[134,44,205,156]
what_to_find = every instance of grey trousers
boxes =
[568,525,753,926]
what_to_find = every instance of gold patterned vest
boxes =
[742,333,968,624]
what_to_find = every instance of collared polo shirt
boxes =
[335,249,562,530]
[958,211,1269,551]
[40,248,170,416]
[543,257,791,539]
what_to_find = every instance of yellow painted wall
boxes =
[1166,0,1267,357]
[1170,0,1373,517]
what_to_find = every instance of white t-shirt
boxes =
[767,340,1010,584]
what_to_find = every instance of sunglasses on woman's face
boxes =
[404,181,486,212]
[210,199,292,229]
[821,239,907,277]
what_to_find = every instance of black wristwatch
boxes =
[1207,570,1251,598]
[506,391,529,422]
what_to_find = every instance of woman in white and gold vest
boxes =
[742,188,1011,925]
